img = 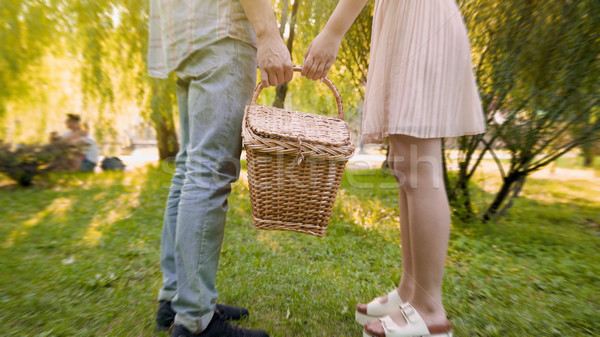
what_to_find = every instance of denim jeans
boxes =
[80,158,96,172]
[157,37,257,333]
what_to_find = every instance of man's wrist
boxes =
[255,27,281,42]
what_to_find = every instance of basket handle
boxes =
[250,65,345,120]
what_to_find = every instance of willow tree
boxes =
[447,0,600,221]
[0,0,179,161]
[69,1,117,146]
[0,0,61,138]
[71,0,178,160]
[114,0,179,161]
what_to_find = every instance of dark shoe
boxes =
[157,301,250,331]
[215,303,250,321]
[157,301,176,331]
[170,313,268,337]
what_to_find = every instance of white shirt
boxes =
[61,131,99,164]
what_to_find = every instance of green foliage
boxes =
[447,0,600,220]
[0,0,176,159]
[1,0,598,220]
[0,140,82,186]
[0,0,60,113]
[0,166,598,335]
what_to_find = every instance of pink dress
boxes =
[362,0,486,142]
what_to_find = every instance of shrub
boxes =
[0,140,82,186]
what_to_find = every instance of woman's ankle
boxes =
[396,284,414,301]
[409,298,448,324]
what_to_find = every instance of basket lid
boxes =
[245,104,352,147]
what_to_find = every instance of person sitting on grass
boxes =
[61,113,99,172]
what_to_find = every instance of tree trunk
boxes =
[381,145,390,173]
[272,0,299,108]
[154,116,179,162]
[457,174,474,220]
[150,78,179,162]
[495,175,526,218]
[483,172,523,222]
[581,143,594,167]
[273,83,288,109]
[444,150,475,220]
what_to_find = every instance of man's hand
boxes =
[257,34,293,87]
[301,30,342,81]
[239,0,293,87]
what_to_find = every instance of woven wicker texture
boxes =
[242,66,354,236]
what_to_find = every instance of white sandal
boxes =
[355,289,404,325]
[362,303,453,337]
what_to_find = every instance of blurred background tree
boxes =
[0,0,597,218]
[0,0,178,160]
[447,0,599,221]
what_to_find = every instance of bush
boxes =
[0,140,82,186]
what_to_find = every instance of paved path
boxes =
[114,146,595,183]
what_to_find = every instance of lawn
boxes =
[0,164,598,336]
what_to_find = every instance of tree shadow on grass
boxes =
[0,170,147,336]
[52,164,175,336]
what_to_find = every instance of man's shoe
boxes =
[171,313,268,337]
[216,303,250,321]
[157,301,251,331]
[157,301,176,331]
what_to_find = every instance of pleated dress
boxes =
[362,0,486,142]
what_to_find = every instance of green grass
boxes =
[0,166,598,336]
[553,155,600,171]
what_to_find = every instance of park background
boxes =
[0,0,599,336]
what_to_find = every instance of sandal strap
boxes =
[377,311,430,337]
[366,289,404,316]
[379,315,397,332]
[372,304,450,337]
[400,303,421,324]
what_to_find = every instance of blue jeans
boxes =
[157,37,257,333]
[80,158,96,172]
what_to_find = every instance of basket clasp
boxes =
[295,134,305,166]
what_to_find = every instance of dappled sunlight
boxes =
[255,232,281,252]
[82,209,121,247]
[336,189,399,231]
[3,197,73,248]
[473,162,600,205]
[81,184,142,247]
[525,182,599,204]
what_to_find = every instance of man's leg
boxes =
[172,38,257,333]
[156,78,190,330]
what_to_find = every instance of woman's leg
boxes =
[396,180,416,300]
[371,185,415,305]
[385,134,450,328]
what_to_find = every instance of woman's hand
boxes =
[302,30,343,80]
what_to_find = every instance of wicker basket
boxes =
[242,66,354,237]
